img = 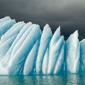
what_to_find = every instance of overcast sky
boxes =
[0,0,85,39]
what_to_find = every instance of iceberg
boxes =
[66,31,80,73]
[0,16,85,75]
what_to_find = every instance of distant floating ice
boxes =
[0,16,84,75]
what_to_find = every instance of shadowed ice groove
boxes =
[10,22,32,47]
[0,35,17,59]
[66,30,80,73]
[0,19,16,37]
[47,35,64,74]
[8,25,41,75]
[0,24,41,75]
[42,48,49,75]
[80,39,85,73]
[23,40,39,75]
[4,22,32,58]
[36,24,52,74]
[0,22,26,59]
[54,43,65,75]
[11,24,37,56]
[0,23,33,69]
[47,26,61,74]
[0,22,31,57]
[1,22,25,41]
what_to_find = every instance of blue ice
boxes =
[80,39,85,72]
[23,40,39,75]
[47,35,64,74]
[47,26,64,74]
[66,31,80,73]
[36,24,52,74]
[0,19,16,37]
[8,24,41,75]
[0,16,85,75]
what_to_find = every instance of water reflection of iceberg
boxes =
[66,74,81,85]
[0,74,84,85]
[0,16,85,75]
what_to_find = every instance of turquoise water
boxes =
[0,74,85,85]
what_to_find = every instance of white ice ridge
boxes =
[0,16,84,75]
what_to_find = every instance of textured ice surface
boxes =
[66,31,80,73]
[23,40,39,75]
[47,26,63,74]
[36,24,52,74]
[54,43,65,74]
[0,19,16,37]
[42,47,49,74]
[8,25,41,75]
[80,39,85,72]
[47,36,64,74]
[0,16,11,22]
[0,16,84,75]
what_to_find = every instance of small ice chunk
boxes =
[66,30,80,73]
[36,24,52,74]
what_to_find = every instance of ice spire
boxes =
[47,35,64,74]
[36,24,52,74]
[66,30,80,73]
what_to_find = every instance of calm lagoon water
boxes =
[0,74,85,85]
